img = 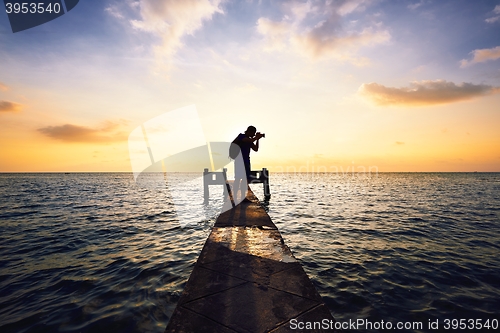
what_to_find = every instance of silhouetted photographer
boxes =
[230,126,265,201]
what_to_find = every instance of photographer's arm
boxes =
[241,133,264,151]
[241,137,258,143]
[252,139,259,152]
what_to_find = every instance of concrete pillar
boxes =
[203,168,209,205]
[263,168,271,198]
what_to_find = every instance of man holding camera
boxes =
[231,125,265,201]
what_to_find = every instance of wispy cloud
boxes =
[256,17,292,51]
[336,0,371,16]
[105,5,125,19]
[0,100,22,113]
[485,5,500,23]
[293,26,390,61]
[0,82,9,91]
[360,80,499,106]
[460,46,500,67]
[38,121,128,143]
[127,0,224,69]
[486,16,500,23]
[256,0,390,64]
[407,0,425,11]
[235,83,258,92]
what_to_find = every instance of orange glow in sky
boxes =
[1,0,499,172]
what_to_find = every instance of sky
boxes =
[1,0,499,172]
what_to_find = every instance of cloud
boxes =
[256,17,291,51]
[256,0,390,64]
[235,83,258,92]
[0,100,22,113]
[360,80,499,106]
[408,1,424,10]
[336,0,371,16]
[486,16,500,23]
[460,46,500,67]
[0,82,9,91]
[485,5,500,23]
[38,121,127,143]
[105,5,125,19]
[292,26,390,60]
[128,0,223,68]
[395,141,405,145]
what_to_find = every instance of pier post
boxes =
[203,168,234,207]
[248,167,271,199]
[262,167,270,199]
[203,168,209,205]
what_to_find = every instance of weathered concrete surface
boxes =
[165,189,336,333]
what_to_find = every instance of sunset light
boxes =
[1,0,499,172]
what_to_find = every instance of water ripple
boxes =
[1,173,499,332]
[263,173,500,331]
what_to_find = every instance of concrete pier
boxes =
[165,188,336,332]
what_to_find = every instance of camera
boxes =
[257,132,265,138]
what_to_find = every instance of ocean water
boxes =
[264,173,500,331]
[0,172,499,332]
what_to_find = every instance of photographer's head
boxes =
[245,125,265,139]
[245,125,257,137]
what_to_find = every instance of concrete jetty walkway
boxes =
[165,188,336,333]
